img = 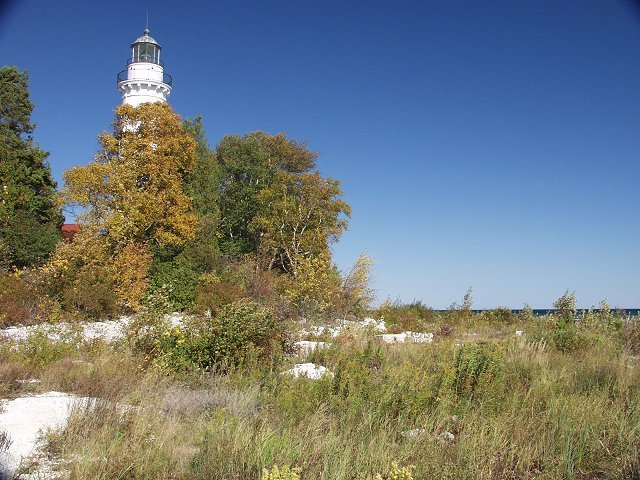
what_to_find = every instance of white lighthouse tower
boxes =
[117,29,172,107]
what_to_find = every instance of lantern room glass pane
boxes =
[133,44,159,64]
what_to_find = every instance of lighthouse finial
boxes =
[145,11,149,33]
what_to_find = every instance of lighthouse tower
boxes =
[117,29,172,107]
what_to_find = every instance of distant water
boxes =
[511,308,638,317]
[436,309,640,317]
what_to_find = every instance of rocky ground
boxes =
[0,314,440,478]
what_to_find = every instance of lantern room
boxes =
[131,28,161,64]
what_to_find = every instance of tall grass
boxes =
[2,311,640,479]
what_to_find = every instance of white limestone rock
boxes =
[0,391,95,478]
[0,316,133,344]
[282,363,334,380]
[376,332,434,344]
[438,431,455,443]
[361,317,387,332]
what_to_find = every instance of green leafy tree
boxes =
[216,131,350,274]
[0,66,62,268]
[251,171,350,274]
[215,131,318,257]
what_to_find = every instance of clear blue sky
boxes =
[1,0,639,308]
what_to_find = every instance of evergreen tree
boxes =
[0,66,62,268]
[182,115,220,271]
[147,115,222,309]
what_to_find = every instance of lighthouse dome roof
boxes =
[131,29,161,47]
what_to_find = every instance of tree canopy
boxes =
[0,66,62,268]
[216,131,350,270]
[61,102,197,248]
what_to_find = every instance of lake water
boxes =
[436,309,639,317]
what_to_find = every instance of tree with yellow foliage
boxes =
[50,103,198,314]
[61,103,197,248]
[251,171,350,275]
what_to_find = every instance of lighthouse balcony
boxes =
[117,70,172,87]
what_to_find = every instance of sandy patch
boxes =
[0,391,93,479]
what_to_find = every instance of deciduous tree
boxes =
[251,171,350,275]
[215,131,350,274]
[61,102,197,248]
[216,131,318,257]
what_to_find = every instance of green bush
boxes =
[550,320,581,353]
[553,290,576,322]
[130,299,285,373]
[147,254,200,311]
[375,300,436,332]
[207,299,279,364]
[477,307,516,325]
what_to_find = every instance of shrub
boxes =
[40,230,120,318]
[130,299,285,373]
[518,303,535,322]
[438,323,454,338]
[339,253,375,318]
[580,300,623,335]
[127,285,177,359]
[18,327,83,367]
[0,269,62,326]
[0,269,38,325]
[550,317,590,353]
[478,307,515,325]
[193,270,247,315]
[553,290,576,322]
[376,299,436,332]
[205,299,283,368]
[373,462,414,480]
[262,465,302,480]
[61,267,118,319]
[624,316,640,355]
[445,287,474,324]
[147,253,200,311]
[283,252,342,319]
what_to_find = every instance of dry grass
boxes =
[1,314,639,479]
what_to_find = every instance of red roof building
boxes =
[61,224,81,242]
